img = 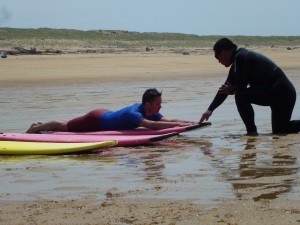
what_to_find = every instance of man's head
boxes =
[213,38,237,67]
[142,88,162,115]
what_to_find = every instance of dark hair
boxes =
[142,88,162,105]
[213,38,237,54]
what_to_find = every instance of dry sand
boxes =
[1,46,299,86]
[1,48,300,225]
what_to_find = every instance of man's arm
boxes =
[139,118,196,130]
[199,67,235,123]
[159,117,196,123]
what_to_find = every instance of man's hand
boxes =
[218,83,234,95]
[199,110,212,123]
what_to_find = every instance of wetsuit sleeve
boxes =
[207,93,228,112]
[207,67,235,112]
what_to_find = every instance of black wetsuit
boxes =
[208,48,300,134]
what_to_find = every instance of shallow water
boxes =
[0,75,300,204]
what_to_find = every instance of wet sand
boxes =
[1,48,300,224]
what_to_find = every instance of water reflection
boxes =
[115,140,214,180]
[0,152,118,165]
[109,144,168,180]
[227,136,299,201]
[142,152,165,179]
[138,138,214,180]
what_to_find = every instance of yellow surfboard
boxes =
[0,140,117,155]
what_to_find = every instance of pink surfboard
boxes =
[0,132,179,147]
[47,122,211,136]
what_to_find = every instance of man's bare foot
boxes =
[246,131,259,136]
[26,122,43,133]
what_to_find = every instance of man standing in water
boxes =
[200,38,300,135]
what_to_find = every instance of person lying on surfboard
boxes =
[26,88,197,133]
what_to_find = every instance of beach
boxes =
[1,47,300,225]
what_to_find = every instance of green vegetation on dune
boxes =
[0,27,299,52]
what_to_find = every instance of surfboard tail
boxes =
[184,122,211,131]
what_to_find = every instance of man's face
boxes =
[146,96,162,115]
[215,50,232,67]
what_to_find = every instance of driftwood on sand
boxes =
[4,47,62,55]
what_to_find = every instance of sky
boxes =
[0,0,299,36]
